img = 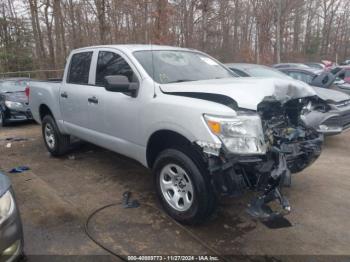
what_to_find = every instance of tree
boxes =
[2,0,350,76]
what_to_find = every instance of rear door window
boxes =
[67,52,93,84]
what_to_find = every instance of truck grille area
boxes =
[257,97,323,173]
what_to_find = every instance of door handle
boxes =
[88,96,98,104]
[61,92,68,98]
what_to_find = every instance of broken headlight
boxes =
[301,101,313,114]
[302,100,330,114]
[204,112,266,155]
[0,190,15,225]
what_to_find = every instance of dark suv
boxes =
[0,78,32,127]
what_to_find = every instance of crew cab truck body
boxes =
[29,45,323,224]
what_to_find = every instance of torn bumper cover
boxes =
[198,98,323,221]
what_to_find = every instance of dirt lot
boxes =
[1,123,350,259]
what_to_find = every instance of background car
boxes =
[226,63,350,135]
[280,67,350,96]
[304,62,326,70]
[0,172,23,261]
[331,66,350,84]
[340,60,350,65]
[0,78,32,127]
[278,67,332,87]
[272,63,311,69]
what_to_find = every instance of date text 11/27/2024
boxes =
[127,255,220,261]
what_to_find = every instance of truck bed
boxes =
[28,80,63,124]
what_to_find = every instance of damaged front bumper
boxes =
[205,137,322,220]
[198,98,324,221]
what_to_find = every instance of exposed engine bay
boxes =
[204,97,323,220]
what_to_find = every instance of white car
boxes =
[0,172,23,261]
[29,45,323,223]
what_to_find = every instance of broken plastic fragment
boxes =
[122,191,140,208]
[68,155,76,160]
[195,141,221,156]
[9,166,30,174]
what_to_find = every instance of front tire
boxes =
[153,148,217,224]
[42,115,70,156]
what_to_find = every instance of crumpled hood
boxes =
[0,172,11,197]
[160,77,316,110]
[312,86,350,103]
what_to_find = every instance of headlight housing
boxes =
[204,112,266,155]
[5,101,23,110]
[302,100,331,114]
[0,190,15,225]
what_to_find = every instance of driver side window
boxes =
[95,51,136,86]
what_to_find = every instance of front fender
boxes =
[140,94,230,147]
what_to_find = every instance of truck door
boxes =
[86,49,141,156]
[60,51,94,135]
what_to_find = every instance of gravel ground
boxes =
[1,123,350,260]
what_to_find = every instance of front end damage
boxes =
[198,97,323,220]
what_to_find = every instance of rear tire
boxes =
[0,110,9,127]
[153,148,217,225]
[42,115,70,156]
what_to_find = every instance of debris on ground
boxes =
[122,191,140,208]
[1,137,31,148]
[68,155,76,160]
[236,221,256,230]
[0,137,29,142]
[261,216,292,229]
[9,166,30,174]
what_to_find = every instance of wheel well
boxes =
[146,130,194,168]
[39,104,53,120]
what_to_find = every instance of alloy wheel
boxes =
[44,123,56,149]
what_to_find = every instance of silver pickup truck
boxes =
[29,45,323,224]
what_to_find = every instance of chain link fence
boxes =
[0,69,64,80]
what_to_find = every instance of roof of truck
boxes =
[74,44,193,52]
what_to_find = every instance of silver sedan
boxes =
[226,63,350,135]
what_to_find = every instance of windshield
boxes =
[133,50,235,84]
[245,66,289,79]
[0,80,27,93]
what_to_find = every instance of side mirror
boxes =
[311,72,335,89]
[104,75,139,97]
